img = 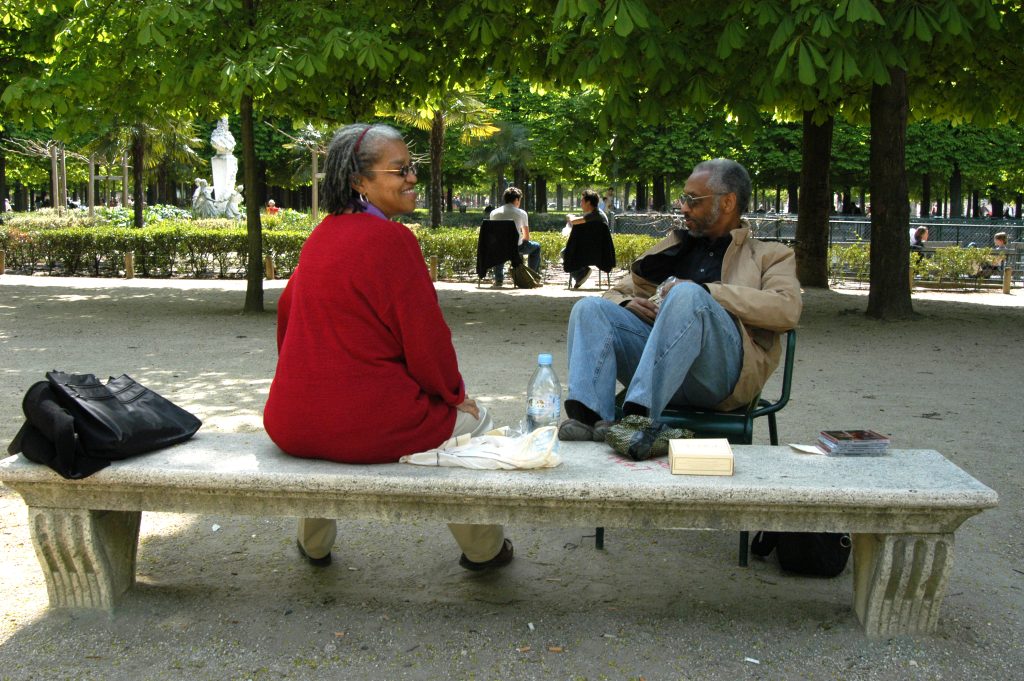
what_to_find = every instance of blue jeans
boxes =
[565,282,743,422]
[494,240,542,282]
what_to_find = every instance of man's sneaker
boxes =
[592,420,615,442]
[572,268,592,289]
[490,281,504,289]
[558,418,596,441]
[558,418,615,442]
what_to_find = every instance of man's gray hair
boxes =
[693,159,752,214]
[321,123,405,215]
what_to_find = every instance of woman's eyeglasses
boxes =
[678,192,724,207]
[365,162,418,178]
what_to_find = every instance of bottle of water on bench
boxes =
[526,353,561,432]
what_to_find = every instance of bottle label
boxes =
[526,395,560,430]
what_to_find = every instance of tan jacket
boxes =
[604,223,802,411]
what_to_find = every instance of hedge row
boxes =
[399,209,573,233]
[829,241,999,284]
[10,214,990,285]
[0,218,661,280]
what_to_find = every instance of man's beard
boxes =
[686,198,721,237]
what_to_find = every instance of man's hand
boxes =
[624,297,658,324]
[455,397,480,420]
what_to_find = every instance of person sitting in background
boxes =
[563,189,614,289]
[488,186,541,289]
[266,199,280,215]
[910,227,929,254]
[976,232,1009,277]
[264,123,513,572]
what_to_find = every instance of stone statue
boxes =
[192,118,243,219]
[209,116,238,206]
[210,116,236,156]
[191,178,218,218]
[224,185,244,220]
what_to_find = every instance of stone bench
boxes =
[0,432,997,638]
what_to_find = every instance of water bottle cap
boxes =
[537,353,553,365]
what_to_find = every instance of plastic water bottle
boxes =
[526,353,562,431]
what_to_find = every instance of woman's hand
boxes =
[455,398,480,420]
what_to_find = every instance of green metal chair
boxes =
[596,329,797,566]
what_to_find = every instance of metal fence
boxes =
[610,212,1024,247]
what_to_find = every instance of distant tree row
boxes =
[2,1,1021,317]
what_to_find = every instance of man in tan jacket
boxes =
[558,159,802,443]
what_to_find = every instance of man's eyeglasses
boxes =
[365,162,418,178]
[678,192,724,207]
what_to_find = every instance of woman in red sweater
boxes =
[264,124,512,571]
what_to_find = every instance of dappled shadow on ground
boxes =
[1,279,1022,679]
[0,513,885,681]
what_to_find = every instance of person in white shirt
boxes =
[488,187,541,288]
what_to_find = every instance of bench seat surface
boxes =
[0,432,996,534]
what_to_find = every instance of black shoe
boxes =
[459,538,514,571]
[592,420,615,442]
[558,418,615,442]
[572,268,592,290]
[558,418,596,441]
[296,539,332,567]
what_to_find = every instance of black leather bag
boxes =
[8,371,202,479]
[750,531,852,577]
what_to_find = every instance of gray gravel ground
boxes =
[1,274,1022,681]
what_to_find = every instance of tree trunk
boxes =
[446,184,453,213]
[255,158,267,211]
[535,175,547,213]
[652,174,666,211]
[972,190,980,217]
[241,90,264,313]
[556,183,564,212]
[841,187,854,214]
[787,175,799,213]
[990,194,1004,219]
[949,165,962,217]
[636,177,648,212]
[920,173,931,218]
[513,167,526,193]
[0,142,6,205]
[866,67,914,320]
[429,111,444,228]
[795,111,834,288]
[131,126,145,228]
[1015,193,1022,219]
[623,181,632,211]
[15,182,27,211]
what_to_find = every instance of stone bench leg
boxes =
[28,507,141,610]
[852,532,954,638]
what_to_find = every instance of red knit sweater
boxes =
[263,213,465,463]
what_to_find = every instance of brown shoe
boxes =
[459,538,514,571]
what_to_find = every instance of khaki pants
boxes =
[298,406,505,562]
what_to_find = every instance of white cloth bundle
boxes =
[400,426,561,470]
